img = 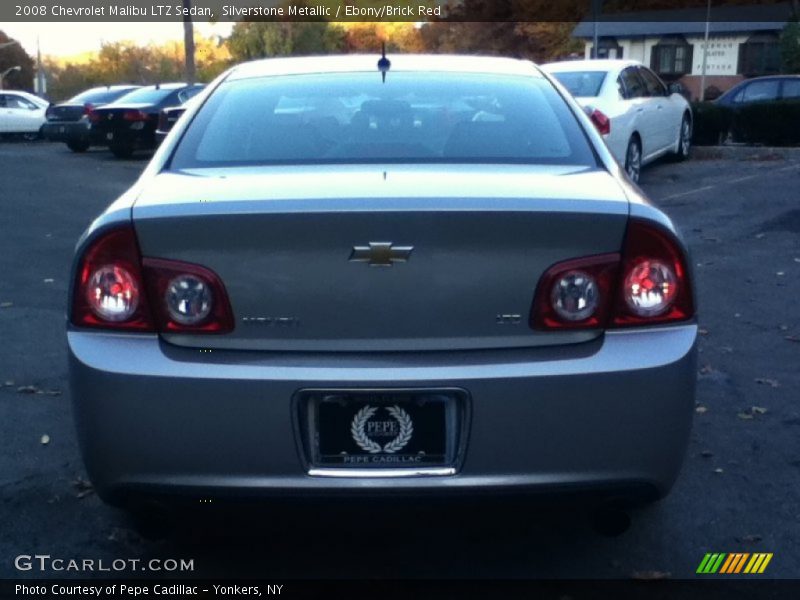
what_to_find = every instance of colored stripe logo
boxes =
[697,553,773,574]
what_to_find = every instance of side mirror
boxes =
[667,82,684,96]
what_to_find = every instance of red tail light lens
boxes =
[71,226,234,334]
[531,254,620,329]
[72,227,154,331]
[142,258,234,333]
[531,219,693,330]
[590,108,611,136]
[612,219,694,327]
[123,110,148,122]
[82,102,94,115]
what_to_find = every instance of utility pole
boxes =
[183,0,196,84]
[592,0,603,59]
[699,0,712,101]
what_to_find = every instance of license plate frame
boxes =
[296,388,468,472]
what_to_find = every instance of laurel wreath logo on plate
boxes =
[350,405,414,454]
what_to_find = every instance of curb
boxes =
[692,145,800,160]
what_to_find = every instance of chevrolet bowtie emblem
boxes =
[349,242,414,267]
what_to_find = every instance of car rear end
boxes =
[42,87,139,149]
[68,56,696,509]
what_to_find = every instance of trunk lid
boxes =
[132,165,629,352]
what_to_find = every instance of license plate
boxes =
[106,132,114,141]
[301,390,465,469]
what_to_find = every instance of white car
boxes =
[542,60,692,182]
[0,90,48,139]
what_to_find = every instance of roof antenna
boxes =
[377,42,391,83]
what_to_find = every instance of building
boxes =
[572,2,795,99]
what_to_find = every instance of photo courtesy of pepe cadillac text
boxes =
[2,0,799,598]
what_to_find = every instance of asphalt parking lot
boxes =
[0,141,798,580]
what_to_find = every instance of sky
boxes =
[6,22,235,59]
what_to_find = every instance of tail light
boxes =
[589,108,611,136]
[157,110,168,132]
[82,102,94,115]
[123,110,149,122]
[71,225,234,334]
[531,219,693,330]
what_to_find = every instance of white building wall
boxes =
[582,33,749,74]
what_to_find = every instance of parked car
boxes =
[42,85,140,152]
[0,90,49,140]
[155,95,201,144]
[542,59,693,182]
[715,75,800,107]
[90,83,205,158]
[68,55,697,519]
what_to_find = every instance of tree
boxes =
[227,21,346,61]
[780,21,800,73]
[0,31,35,91]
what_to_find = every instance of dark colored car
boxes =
[90,83,205,158]
[41,85,140,152]
[155,101,192,144]
[716,75,800,107]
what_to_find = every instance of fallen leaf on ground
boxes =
[751,406,768,415]
[43,278,54,283]
[698,328,709,335]
[17,385,39,394]
[786,335,800,343]
[695,405,708,414]
[40,434,50,445]
[631,571,671,580]
[0,302,12,308]
[755,233,766,239]
[755,378,780,388]
[713,468,724,474]
[737,412,754,420]
[699,364,714,375]
[72,477,94,499]
[3,380,14,387]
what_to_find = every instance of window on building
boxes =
[650,36,693,76]
[595,38,623,59]
[738,34,781,77]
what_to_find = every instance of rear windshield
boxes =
[69,87,137,104]
[111,87,175,105]
[170,72,596,168]
[550,71,607,98]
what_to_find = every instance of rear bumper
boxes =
[68,325,697,505]
[42,121,91,143]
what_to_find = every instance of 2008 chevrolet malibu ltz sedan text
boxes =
[67,54,697,514]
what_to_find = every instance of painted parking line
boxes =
[653,160,800,203]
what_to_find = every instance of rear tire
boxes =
[624,135,642,183]
[110,141,134,159]
[67,140,90,153]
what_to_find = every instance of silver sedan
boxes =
[68,55,697,513]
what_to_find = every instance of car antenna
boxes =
[377,42,391,83]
